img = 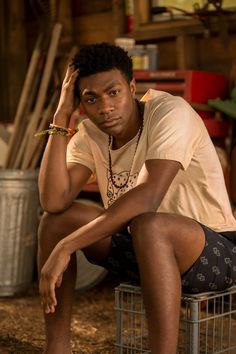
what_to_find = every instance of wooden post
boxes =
[29,90,60,169]
[176,34,198,70]
[52,0,73,51]
[4,34,43,168]
[21,23,62,169]
[112,0,126,38]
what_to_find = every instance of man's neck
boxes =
[112,100,144,149]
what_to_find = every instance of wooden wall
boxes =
[198,33,236,77]
[1,0,236,122]
[0,0,27,122]
[71,0,125,46]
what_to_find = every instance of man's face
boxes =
[78,69,136,137]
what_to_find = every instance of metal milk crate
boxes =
[115,283,236,354]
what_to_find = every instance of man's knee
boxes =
[129,212,167,239]
[129,212,194,250]
[37,211,63,247]
[38,201,103,247]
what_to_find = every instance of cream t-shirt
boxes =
[67,89,236,232]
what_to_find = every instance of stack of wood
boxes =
[3,22,77,170]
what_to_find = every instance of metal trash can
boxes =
[0,169,39,296]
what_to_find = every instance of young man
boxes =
[38,42,236,354]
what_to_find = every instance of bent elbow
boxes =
[39,194,69,214]
[41,205,67,214]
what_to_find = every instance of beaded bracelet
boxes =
[35,123,76,137]
[49,123,69,131]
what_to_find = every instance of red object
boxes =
[125,0,134,33]
[126,15,134,33]
[203,119,230,138]
[134,70,228,103]
[134,70,230,137]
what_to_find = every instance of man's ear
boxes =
[130,78,136,98]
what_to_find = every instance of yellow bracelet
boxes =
[49,123,68,131]
[49,123,75,136]
[35,125,76,138]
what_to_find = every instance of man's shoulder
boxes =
[143,89,187,106]
[143,89,192,122]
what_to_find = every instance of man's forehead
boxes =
[79,71,127,95]
[81,82,118,95]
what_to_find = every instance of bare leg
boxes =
[38,200,111,354]
[130,212,205,354]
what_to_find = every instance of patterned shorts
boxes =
[88,223,236,294]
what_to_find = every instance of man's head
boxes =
[72,42,133,98]
[72,42,138,143]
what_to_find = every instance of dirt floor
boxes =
[0,274,120,354]
[2,274,236,354]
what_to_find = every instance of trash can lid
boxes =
[0,169,39,180]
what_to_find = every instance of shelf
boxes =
[129,12,236,41]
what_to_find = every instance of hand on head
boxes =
[53,65,80,125]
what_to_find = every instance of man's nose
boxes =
[99,96,114,115]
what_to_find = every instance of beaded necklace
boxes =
[108,100,144,189]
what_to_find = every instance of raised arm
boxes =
[38,66,92,212]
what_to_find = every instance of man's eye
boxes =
[87,97,96,104]
[110,90,119,96]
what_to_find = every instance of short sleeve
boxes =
[146,97,202,170]
[66,122,95,174]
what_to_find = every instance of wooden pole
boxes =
[21,22,62,169]
[10,58,45,168]
[4,34,43,168]
[28,89,60,169]
[13,113,34,169]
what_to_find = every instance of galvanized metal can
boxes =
[0,169,39,296]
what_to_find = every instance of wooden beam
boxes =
[128,12,236,41]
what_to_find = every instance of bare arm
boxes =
[40,158,181,312]
[38,66,91,212]
[63,158,180,251]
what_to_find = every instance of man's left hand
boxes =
[39,243,71,314]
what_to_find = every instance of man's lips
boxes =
[100,117,120,128]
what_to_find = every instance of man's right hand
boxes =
[53,65,79,126]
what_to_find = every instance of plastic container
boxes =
[146,44,159,71]
[0,169,39,296]
[130,45,149,70]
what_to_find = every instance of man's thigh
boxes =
[87,217,236,294]
[182,224,236,293]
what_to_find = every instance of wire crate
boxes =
[115,283,236,354]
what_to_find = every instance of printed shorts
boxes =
[88,223,236,294]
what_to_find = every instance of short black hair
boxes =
[72,42,133,88]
